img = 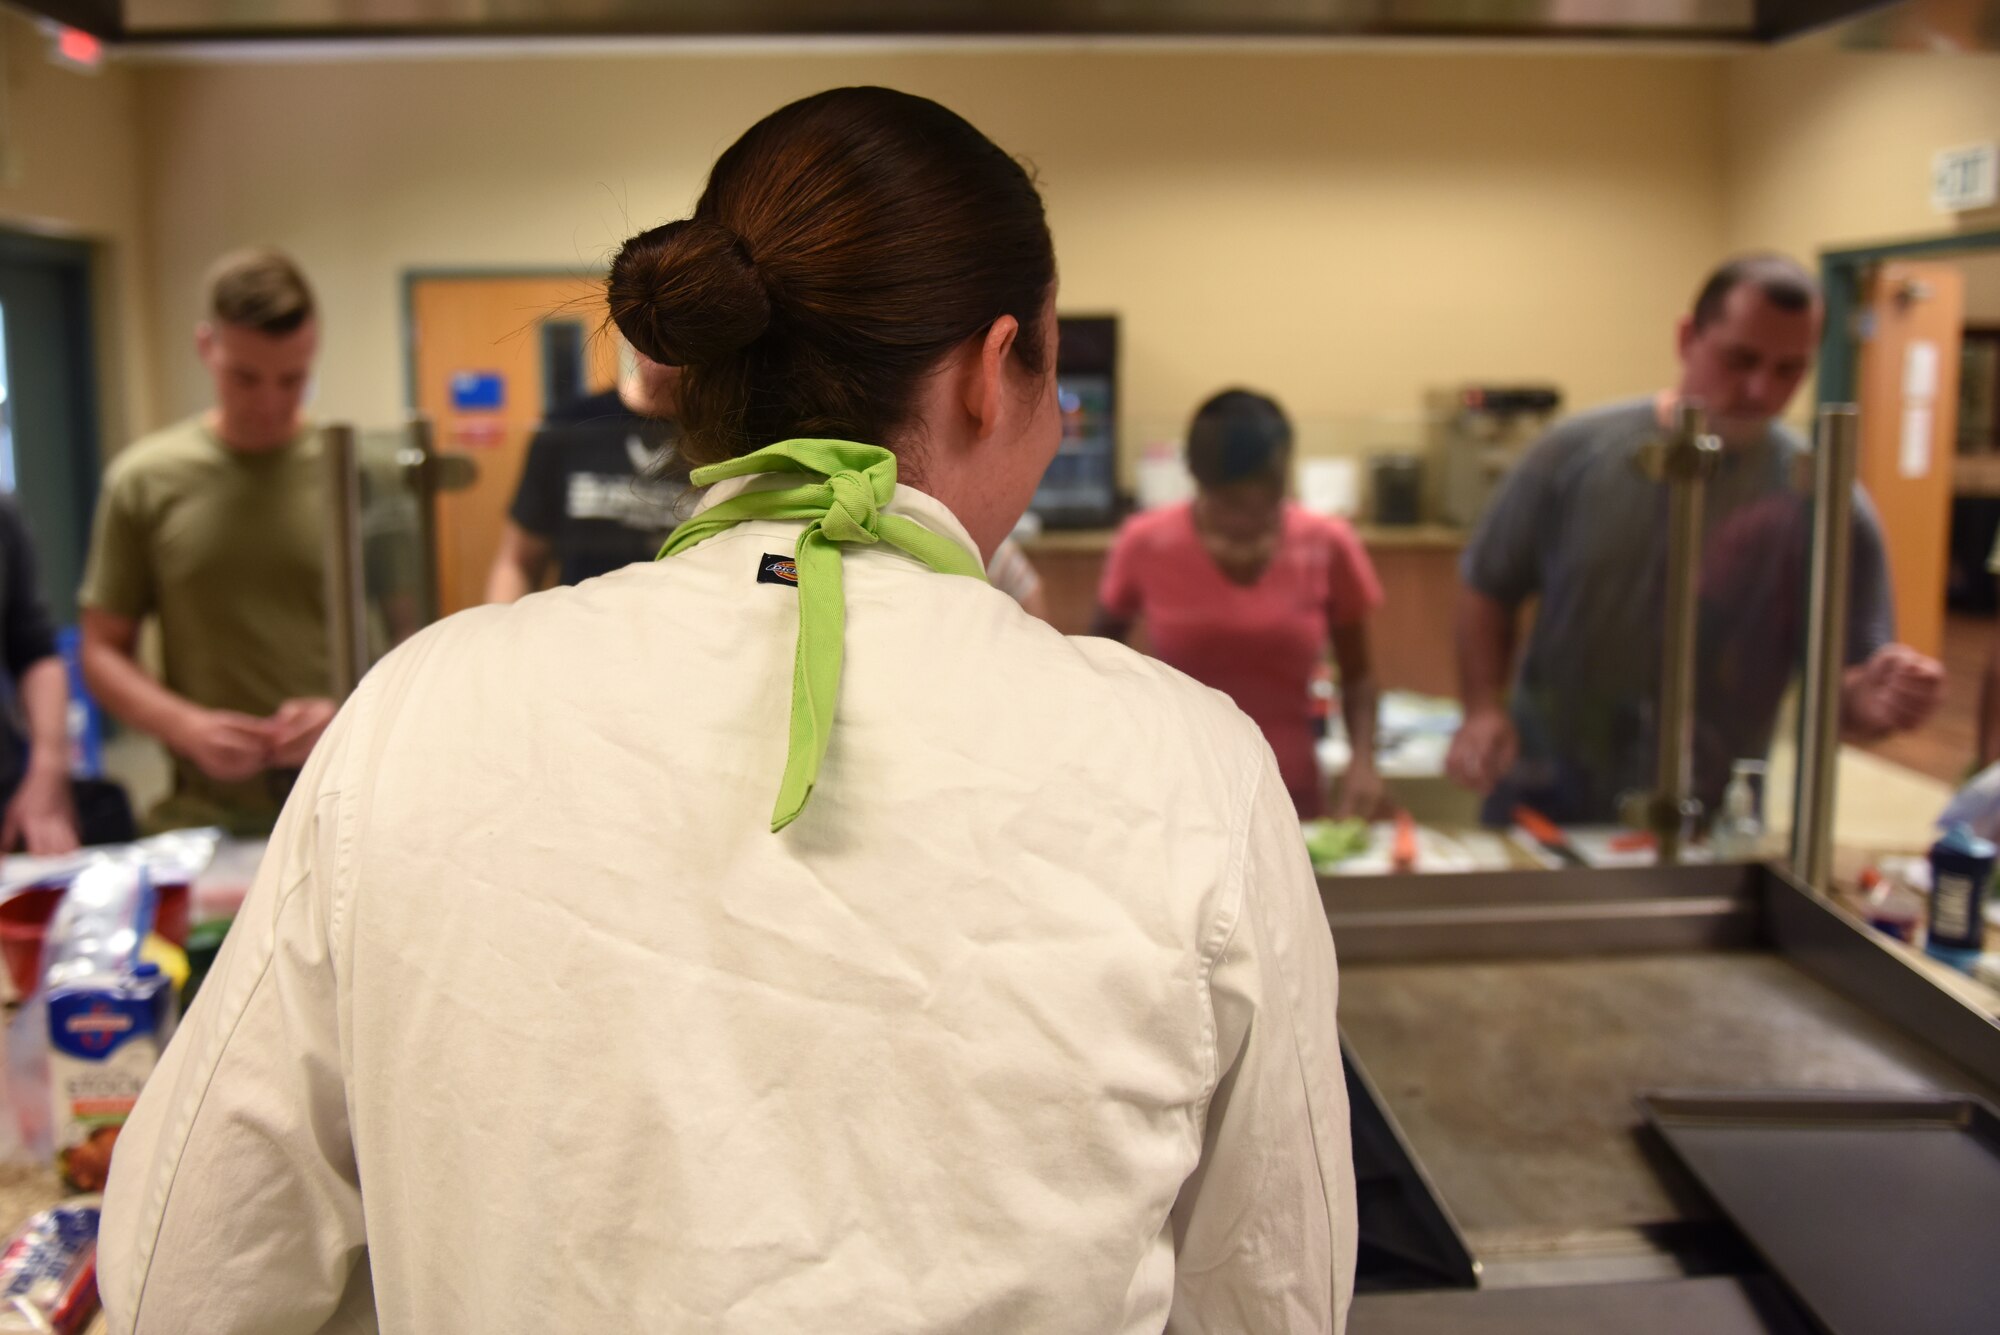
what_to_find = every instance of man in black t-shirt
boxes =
[486,378,684,601]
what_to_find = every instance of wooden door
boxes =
[1857,261,1964,659]
[408,274,617,615]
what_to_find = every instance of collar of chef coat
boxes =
[690,469,986,571]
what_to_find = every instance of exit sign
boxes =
[1932,143,1998,214]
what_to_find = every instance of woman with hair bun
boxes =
[101,87,1354,1335]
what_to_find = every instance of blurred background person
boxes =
[1,491,135,853]
[1095,389,1385,819]
[1449,253,1943,826]
[485,341,684,601]
[79,248,336,836]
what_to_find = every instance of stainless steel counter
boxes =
[1328,862,2000,1329]
[1342,952,1983,1277]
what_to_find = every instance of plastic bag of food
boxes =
[0,1199,100,1334]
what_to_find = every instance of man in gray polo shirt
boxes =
[1449,254,1943,826]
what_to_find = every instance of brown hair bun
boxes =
[608,218,771,370]
[605,87,1055,470]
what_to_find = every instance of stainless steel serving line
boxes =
[1329,862,2000,1332]
[1631,402,1719,862]
[1791,404,1861,889]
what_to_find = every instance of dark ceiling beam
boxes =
[6,0,123,40]
[15,0,1911,47]
[1754,0,1898,41]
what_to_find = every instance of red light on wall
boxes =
[52,25,104,71]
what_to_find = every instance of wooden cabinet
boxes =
[1029,541,1115,637]
[1019,527,1465,699]
[1364,540,1463,698]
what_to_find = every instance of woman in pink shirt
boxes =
[1095,390,1385,819]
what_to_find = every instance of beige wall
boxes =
[1724,45,2000,259]
[1723,44,2000,418]
[134,47,1727,459]
[0,11,154,450]
[7,35,1999,467]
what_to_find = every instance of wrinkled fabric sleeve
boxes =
[1098,518,1148,620]
[1844,489,1895,666]
[1168,746,1356,1334]
[99,692,367,1334]
[0,498,58,679]
[77,463,156,620]
[1459,426,1567,607]
[1320,517,1384,630]
[508,428,564,539]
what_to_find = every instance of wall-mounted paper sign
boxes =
[1903,340,1940,402]
[1900,404,1934,480]
[450,371,505,412]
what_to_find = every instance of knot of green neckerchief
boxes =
[657,438,987,831]
[820,468,882,546]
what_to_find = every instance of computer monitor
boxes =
[1029,316,1119,528]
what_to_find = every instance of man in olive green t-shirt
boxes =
[80,249,337,836]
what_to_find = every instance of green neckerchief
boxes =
[658,438,987,831]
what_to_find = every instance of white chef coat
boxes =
[100,476,1355,1334]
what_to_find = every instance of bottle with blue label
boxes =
[1925,823,1995,971]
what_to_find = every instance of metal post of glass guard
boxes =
[399,416,478,628]
[1791,405,1859,891]
[400,416,442,627]
[1633,403,1721,863]
[320,423,370,700]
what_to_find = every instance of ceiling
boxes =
[19,0,1916,45]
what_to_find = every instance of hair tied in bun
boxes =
[608,217,772,370]
[605,88,1055,469]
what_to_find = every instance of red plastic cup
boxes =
[0,887,66,999]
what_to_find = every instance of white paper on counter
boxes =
[1900,403,1934,479]
[1316,821,1490,875]
[1299,458,1360,518]
[1135,450,1193,510]
[1554,826,1717,868]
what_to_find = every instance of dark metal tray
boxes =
[1350,1276,1817,1335]
[1640,1091,2000,1335]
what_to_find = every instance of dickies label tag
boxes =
[757,553,799,586]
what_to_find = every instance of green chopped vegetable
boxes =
[1302,818,1371,868]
